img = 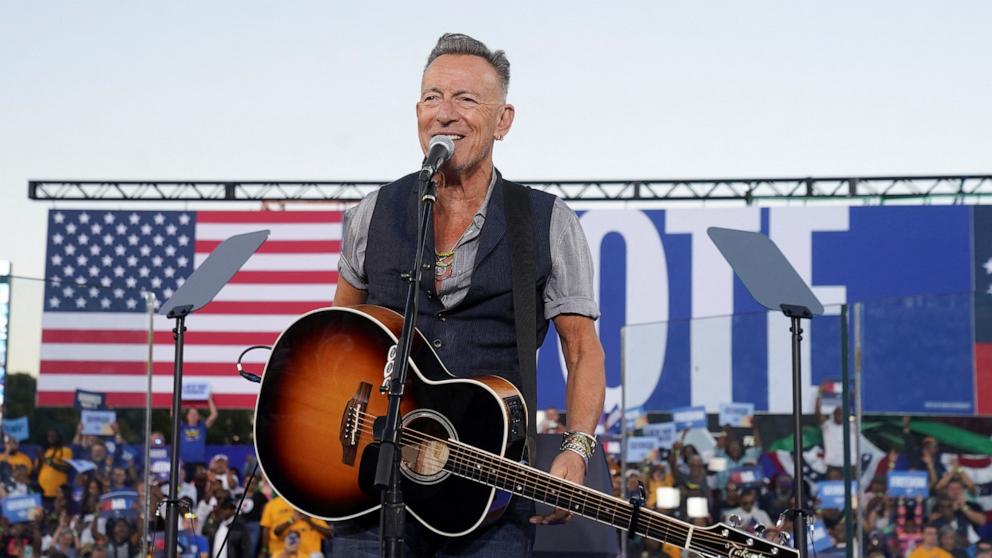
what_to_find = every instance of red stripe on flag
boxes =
[975,343,992,414]
[37,391,258,409]
[39,361,258,376]
[195,240,341,254]
[196,301,329,314]
[227,270,338,284]
[42,330,279,345]
[195,211,342,223]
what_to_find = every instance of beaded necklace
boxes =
[435,249,455,280]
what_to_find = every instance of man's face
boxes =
[186,408,201,425]
[947,481,964,501]
[112,467,126,486]
[417,54,514,176]
[91,443,107,462]
[740,492,754,510]
[922,527,938,546]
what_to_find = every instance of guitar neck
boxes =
[432,436,697,550]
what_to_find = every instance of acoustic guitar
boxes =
[254,305,798,558]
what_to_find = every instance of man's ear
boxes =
[495,104,515,140]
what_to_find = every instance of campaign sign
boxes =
[809,519,834,552]
[719,403,754,428]
[817,480,856,509]
[81,410,116,436]
[626,436,658,463]
[150,458,171,482]
[2,494,40,523]
[887,470,929,498]
[2,416,29,441]
[99,490,138,519]
[74,389,106,410]
[624,406,647,430]
[182,380,211,401]
[643,422,677,449]
[728,466,764,488]
[68,460,96,474]
[672,406,707,431]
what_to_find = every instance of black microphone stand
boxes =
[376,168,438,558]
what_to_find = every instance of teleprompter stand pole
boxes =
[163,306,191,558]
[376,169,438,558]
[784,306,813,558]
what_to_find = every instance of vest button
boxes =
[432,338,443,348]
[435,312,445,321]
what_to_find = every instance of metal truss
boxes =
[27,175,992,203]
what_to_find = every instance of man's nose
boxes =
[435,97,459,124]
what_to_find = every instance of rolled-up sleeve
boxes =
[544,198,600,320]
[338,190,379,291]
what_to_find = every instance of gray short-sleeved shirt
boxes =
[338,173,599,321]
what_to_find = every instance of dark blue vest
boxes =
[365,171,556,391]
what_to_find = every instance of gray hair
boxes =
[425,33,510,96]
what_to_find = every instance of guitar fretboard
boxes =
[415,433,694,550]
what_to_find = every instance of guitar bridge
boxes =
[339,382,372,466]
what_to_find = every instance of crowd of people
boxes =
[0,403,334,558]
[0,396,989,558]
[600,394,992,558]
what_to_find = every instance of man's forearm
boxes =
[565,357,605,435]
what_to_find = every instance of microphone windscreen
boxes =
[428,135,455,157]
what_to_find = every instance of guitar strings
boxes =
[352,414,767,554]
[345,413,770,556]
[348,416,743,558]
[349,414,760,557]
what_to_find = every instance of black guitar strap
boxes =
[502,178,539,462]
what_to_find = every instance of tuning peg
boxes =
[727,514,742,528]
[754,524,767,538]
[778,531,791,546]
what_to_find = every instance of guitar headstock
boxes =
[691,521,799,558]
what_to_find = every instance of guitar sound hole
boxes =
[399,410,456,485]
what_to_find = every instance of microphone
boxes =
[420,135,455,179]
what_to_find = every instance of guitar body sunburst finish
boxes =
[253,305,528,536]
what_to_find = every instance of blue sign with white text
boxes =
[887,471,929,498]
[535,206,977,415]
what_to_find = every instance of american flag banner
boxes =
[39,209,341,409]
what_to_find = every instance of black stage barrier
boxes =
[533,433,620,558]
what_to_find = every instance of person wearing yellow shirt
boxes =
[0,436,34,473]
[259,496,332,557]
[908,525,953,558]
[36,429,73,498]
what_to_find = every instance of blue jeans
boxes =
[332,497,535,557]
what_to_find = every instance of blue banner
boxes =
[887,470,930,498]
[81,410,116,436]
[626,436,658,463]
[817,480,856,509]
[74,389,106,410]
[535,206,977,415]
[643,422,677,449]
[99,489,138,519]
[672,406,707,430]
[2,494,41,523]
[727,466,764,488]
[2,416,28,442]
[718,403,754,427]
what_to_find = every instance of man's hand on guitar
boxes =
[529,450,586,525]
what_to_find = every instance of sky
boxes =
[1,1,991,375]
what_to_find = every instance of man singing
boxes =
[332,33,606,556]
